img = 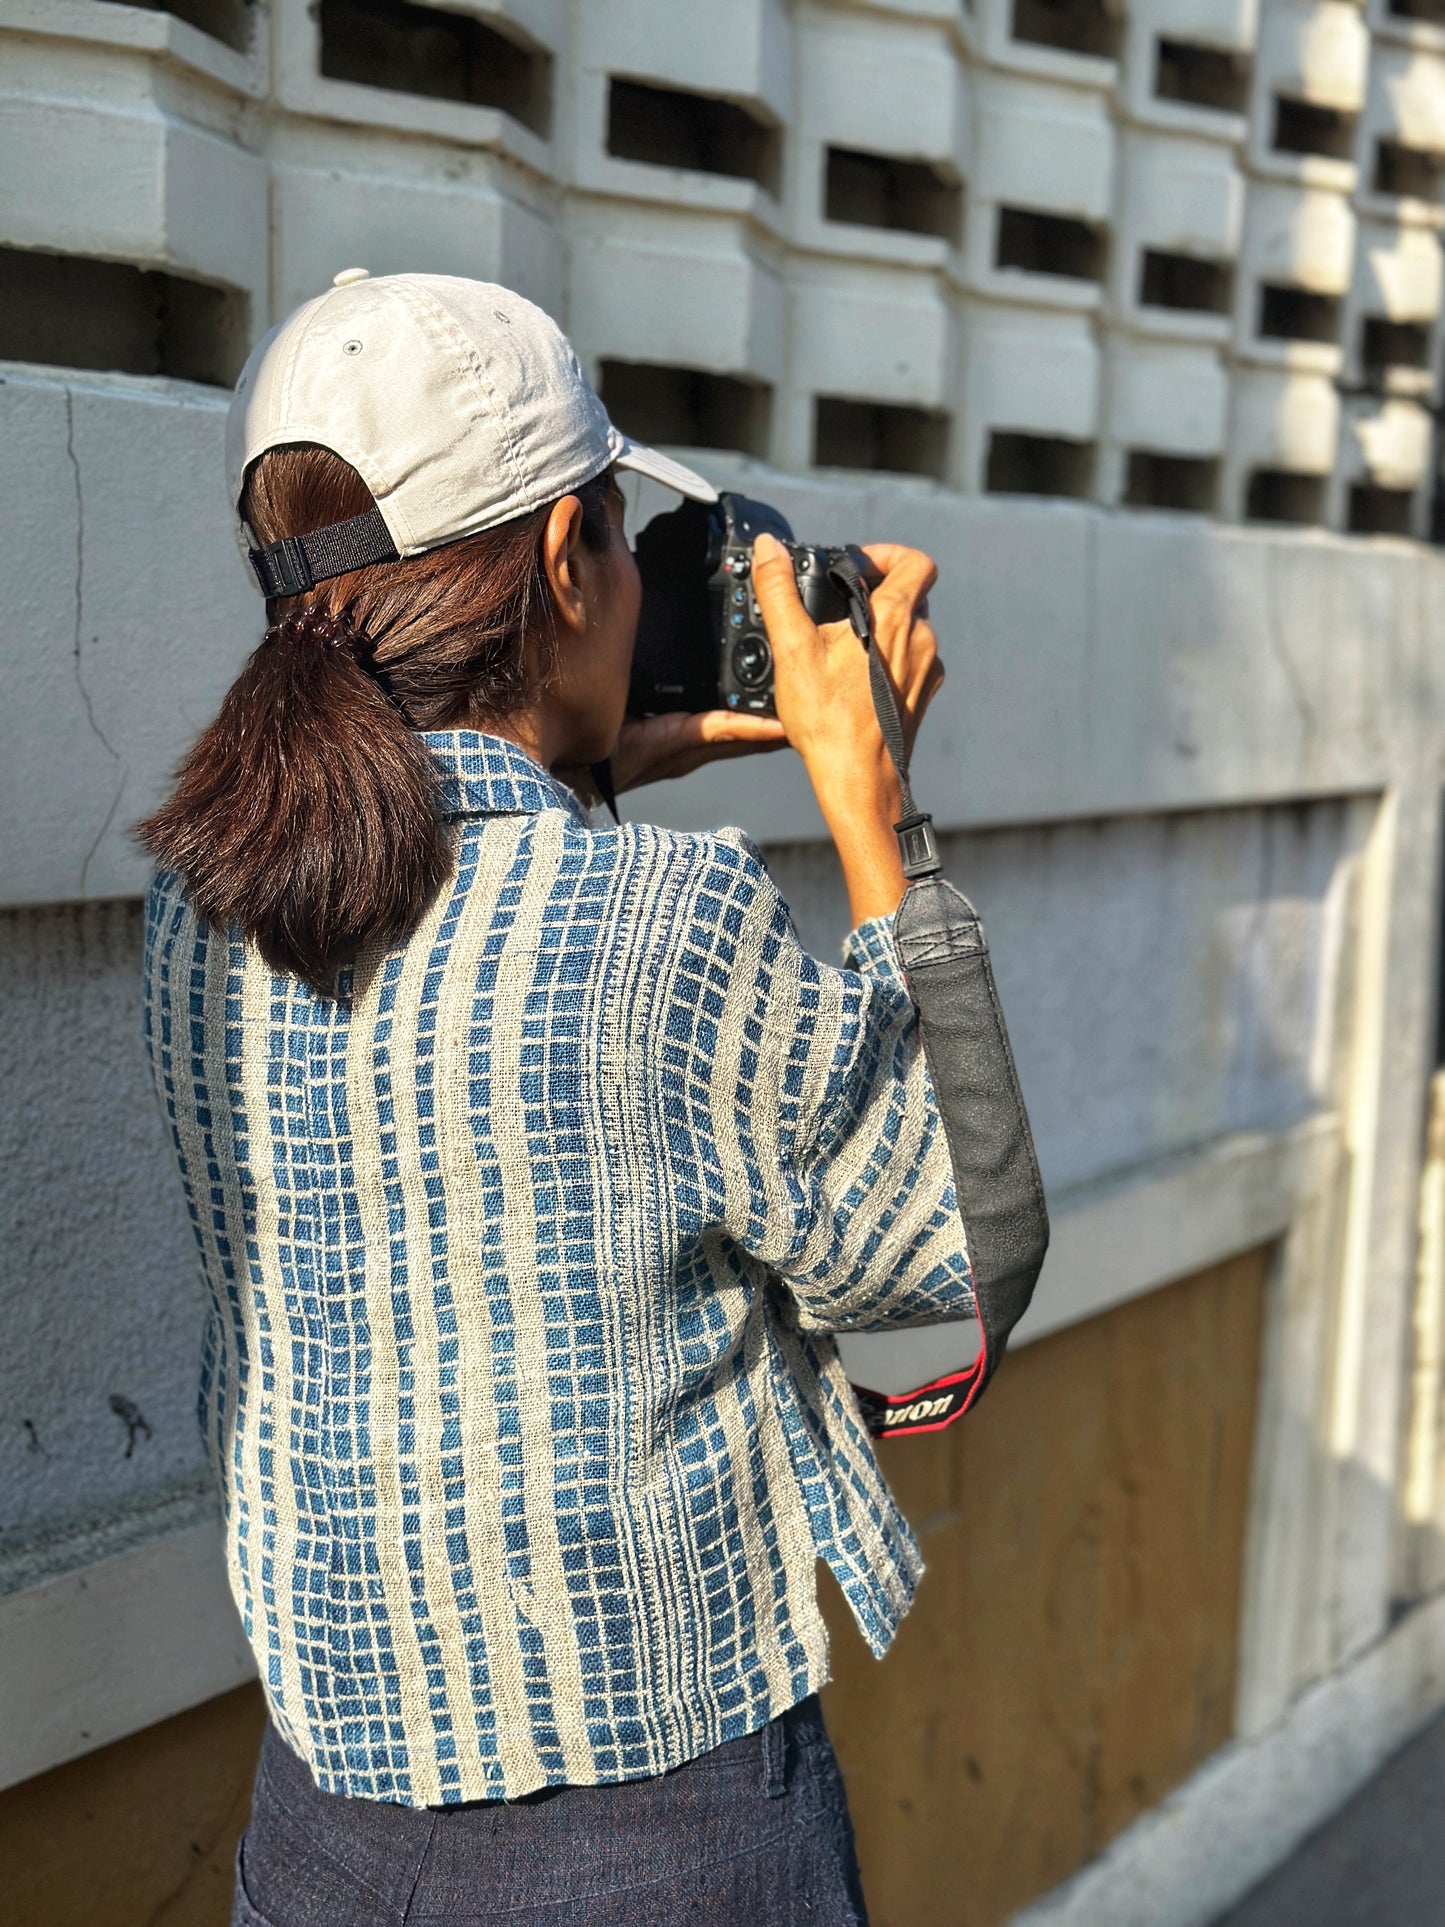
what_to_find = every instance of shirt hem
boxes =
[287,1655,837,1809]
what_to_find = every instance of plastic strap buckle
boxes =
[895,811,941,880]
[249,534,315,598]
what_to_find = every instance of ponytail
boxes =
[139,444,616,995]
[141,606,449,991]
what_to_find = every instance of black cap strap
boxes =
[248,508,400,598]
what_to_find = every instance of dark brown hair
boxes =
[138,444,615,994]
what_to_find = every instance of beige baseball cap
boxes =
[227,268,717,597]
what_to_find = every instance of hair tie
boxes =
[268,606,371,657]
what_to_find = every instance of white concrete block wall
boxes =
[1111,128,1243,309]
[958,301,1102,487]
[1342,216,1441,386]
[1334,35,1445,534]
[1118,0,1255,139]
[1100,335,1231,501]
[1223,362,1342,507]
[4,0,1444,525]
[0,20,267,300]
[1250,0,1370,129]
[1362,34,1445,160]
[575,0,793,125]
[792,7,967,257]
[568,203,785,386]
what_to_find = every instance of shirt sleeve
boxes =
[697,832,975,1334]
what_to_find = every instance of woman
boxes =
[140,271,967,1926]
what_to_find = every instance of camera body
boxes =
[628,491,882,718]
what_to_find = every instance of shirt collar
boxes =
[422,730,590,825]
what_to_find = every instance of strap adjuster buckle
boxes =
[249,534,315,598]
[895,811,940,880]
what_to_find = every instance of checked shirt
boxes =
[143,731,974,1806]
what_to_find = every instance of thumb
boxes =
[750,530,809,639]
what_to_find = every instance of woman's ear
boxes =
[540,494,587,635]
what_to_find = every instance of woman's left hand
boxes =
[596,710,788,794]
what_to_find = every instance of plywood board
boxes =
[821,1247,1270,1927]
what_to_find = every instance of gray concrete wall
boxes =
[775,799,1365,1196]
[0,903,208,1584]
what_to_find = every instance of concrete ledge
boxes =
[5,359,1443,908]
[0,1518,253,1793]
[1011,1585,1445,1927]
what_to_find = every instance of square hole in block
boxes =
[1361,317,1431,376]
[1373,141,1443,200]
[996,207,1106,281]
[1272,97,1357,161]
[986,431,1094,498]
[0,246,249,386]
[1124,452,1219,512]
[598,361,771,457]
[1244,469,1326,523]
[96,0,252,51]
[1011,0,1120,59]
[824,149,962,244]
[1348,483,1414,534]
[813,398,949,478]
[1258,284,1341,344]
[607,79,780,195]
[319,0,552,134]
[1138,250,1232,314]
[1154,39,1250,115]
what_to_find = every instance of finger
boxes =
[918,658,945,716]
[612,711,788,791]
[900,619,938,689]
[857,542,917,572]
[624,710,786,753]
[875,612,936,689]
[665,738,791,777]
[690,710,789,746]
[627,736,790,789]
[642,712,788,755]
[750,531,816,652]
[860,545,938,623]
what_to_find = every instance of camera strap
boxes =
[827,557,1050,1440]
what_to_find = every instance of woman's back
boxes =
[146,730,969,1806]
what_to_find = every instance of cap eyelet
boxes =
[343,339,363,356]
[493,310,511,324]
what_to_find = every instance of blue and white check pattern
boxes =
[143,731,974,1805]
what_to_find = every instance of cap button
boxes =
[332,267,370,287]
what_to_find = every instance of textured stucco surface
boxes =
[0,902,209,1576]
[768,796,1364,1197]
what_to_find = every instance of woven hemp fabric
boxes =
[143,731,975,1806]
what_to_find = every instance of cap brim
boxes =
[612,436,718,503]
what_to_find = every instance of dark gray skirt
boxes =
[232,1695,869,1926]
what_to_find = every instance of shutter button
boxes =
[333,267,370,286]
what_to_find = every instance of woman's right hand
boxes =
[749,533,943,809]
[750,532,944,927]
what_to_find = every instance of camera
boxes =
[628,492,883,718]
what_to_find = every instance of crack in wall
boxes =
[64,388,125,894]
[1264,551,1318,744]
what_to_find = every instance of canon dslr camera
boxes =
[628,492,882,718]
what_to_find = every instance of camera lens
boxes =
[731,634,772,689]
